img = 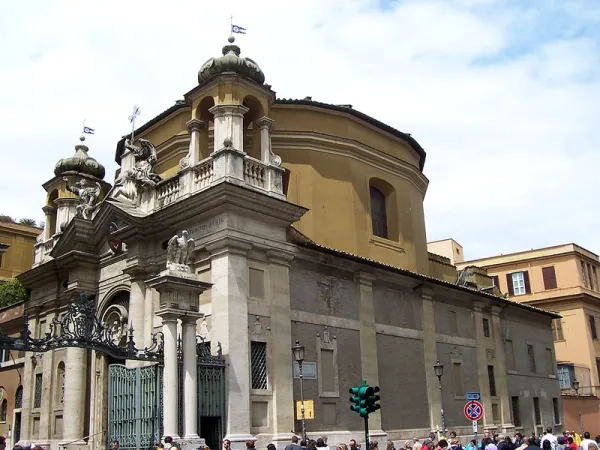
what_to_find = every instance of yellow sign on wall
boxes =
[296,400,315,420]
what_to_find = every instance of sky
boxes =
[1,0,599,260]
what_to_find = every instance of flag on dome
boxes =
[231,24,246,34]
[83,126,95,135]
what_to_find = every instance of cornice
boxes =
[272,131,429,194]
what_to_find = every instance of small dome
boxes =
[54,136,106,180]
[198,36,265,85]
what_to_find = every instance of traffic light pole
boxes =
[364,416,370,450]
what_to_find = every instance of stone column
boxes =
[491,306,513,431]
[267,250,295,446]
[182,317,200,440]
[209,104,249,152]
[161,314,180,439]
[419,287,443,432]
[208,239,254,449]
[144,286,156,348]
[54,197,77,232]
[357,272,386,437]
[18,316,37,445]
[126,276,146,368]
[186,119,205,166]
[473,303,494,427]
[42,206,54,240]
[39,311,57,445]
[62,347,88,450]
[255,117,274,164]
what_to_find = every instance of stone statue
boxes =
[113,138,161,203]
[166,230,195,271]
[63,177,101,220]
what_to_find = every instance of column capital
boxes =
[156,311,179,323]
[266,248,295,266]
[356,271,377,286]
[186,118,205,133]
[181,314,202,325]
[54,197,78,207]
[42,205,55,215]
[209,103,249,118]
[255,116,275,131]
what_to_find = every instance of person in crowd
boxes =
[556,436,566,450]
[436,440,448,450]
[300,441,308,450]
[581,433,598,450]
[566,437,576,450]
[111,441,120,450]
[336,444,348,450]
[413,439,422,450]
[528,437,542,450]
[268,444,277,450]
[497,435,511,450]
[349,441,358,450]
[155,444,164,450]
[245,440,256,450]
[12,446,23,450]
[286,437,302,450]
[541,427,558,450]
[164,437,174,450]
[223,440,231,450]
[542,440,552,450]
[465,440,477,450]
[513,433,524,450]
[480,432,493,450]
[317,439,329,450]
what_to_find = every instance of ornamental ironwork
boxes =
[0,293,163,361]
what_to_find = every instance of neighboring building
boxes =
[454,242,600,435]
[0,302,25,448]
[15,36,561,450]
[0,221,41,284]
[428,239,465,266]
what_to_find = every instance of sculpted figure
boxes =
[166,230,195,271]
[63,177,101,220]
[113,138,161,203]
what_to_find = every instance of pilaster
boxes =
[62,347,88,450]
[266,250,295,445]
[38,311,57,444]
[54,197,77,233]
[158,313,180,440]
[18,316,37,445]
[356,272,384,435]
[123,262,150,368]
[209,104,249,153]
[186,119,206,166]
[207,239,254,449]
[491,306,513,432]
[255,116,274,164]
[42,206,55,240]
[473,303,494,427]
[418,287,443,431]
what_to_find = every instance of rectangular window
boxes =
[248,268,265,299]
[596,358,600,384]
[594,268,599,292]
[250,341,268,390]
[581,260,588,288]
[553,398,561,424]
[511,396,522,427]
[546,348,554,374]
[491,275,500,288]
[589,315,598,340]
[506,339,516,371]
[588,264,596,290]
[449,311,458,334]
[552,319,564,341]
[0,350,9,363]
[34,373,43,408]
[542,266,558,290]
[511,272,526,295]
[488,365,497,396]
[453,362,464,397]
[533,397,541,425]
[483,318,490,338]
[527,344,537,373]
[557,364,575,390]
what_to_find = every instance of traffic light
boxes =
[349,380,380,418]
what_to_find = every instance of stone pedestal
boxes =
[147,268,210,441]
[209,104,248,153]
[212,145,246,183]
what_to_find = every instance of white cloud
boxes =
[0,0,599,259]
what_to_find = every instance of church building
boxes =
[16,36,562,450]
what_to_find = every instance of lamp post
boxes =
[434,359,446,438]
[573,378,584,435]
[293,340,307,442]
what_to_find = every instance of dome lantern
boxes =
[198,36,265,86]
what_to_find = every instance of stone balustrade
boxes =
[156,176,181,209]
[194,157,214,189]
[33,235,60,266]
[243,157,266,189]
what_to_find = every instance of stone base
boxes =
[225,434,256,450]
[179,437,206,450]
[62,440,89,450]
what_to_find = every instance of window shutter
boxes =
[523,271,531,294]
[542,266,557,290]
[491,275,499,288]
[506,274,514,295]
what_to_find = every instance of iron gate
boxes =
[108,364,162,450]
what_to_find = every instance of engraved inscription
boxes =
[189,217,225,240]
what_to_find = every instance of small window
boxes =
[0,399,6,422]
[488,365,497,396]
[553,398,561,424]
[15,386,23,409]
[542,266,557,290]
[34,373,43,408]
[594,267,599,292]
[370,186,388,239]
[491,275,499,288]
[506,339,516,371]
[588,264,596,290]
[483,318,490,338]
[533,397,541,425]
[250,341,268,390]
[589,315,598,340]
[581,260,588,288]
[453,362,463,397]
[511,396,522,427]
[546,348,554,374]
[527,344,537,373]
[552,319,564,341]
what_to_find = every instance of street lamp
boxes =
[433,359,446,437]
[573,378,584,435]
[293,340,307,442]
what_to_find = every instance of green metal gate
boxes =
[108,364,162,450]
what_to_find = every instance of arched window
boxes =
[15,385,22,409]
[56,362,65,406]
[1,399,7,422]
[370,186,388,239]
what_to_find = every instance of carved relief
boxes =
[102,304,129,347]
[250,316,271,337]
[166,230,195,272]
[450,346,463,360]
[486,349,495,362]
[113,139,161,204]
[63,177,101,220]
[199,317,210,341]
[318,277,342,313]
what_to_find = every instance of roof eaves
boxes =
[274,98,426,171]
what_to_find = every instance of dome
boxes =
[198,36,265,85]
[54,136,106,180]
